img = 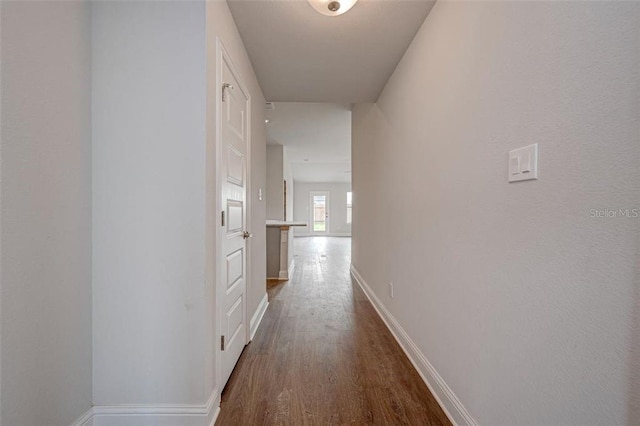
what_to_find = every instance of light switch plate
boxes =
[509,143,538,182]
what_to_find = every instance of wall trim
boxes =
[288,258,296,278]
[209,406,221,426]
[70,407,94,426]
[250,293,269,340]
[72,387,220,426]
[294,233,351,238]
[350,265,478,426]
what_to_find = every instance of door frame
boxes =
[215,37,252,391]
[309,191,330,235]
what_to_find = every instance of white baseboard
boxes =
[288,258,296,278]
[294,233,351,238]
[209,406,221,426]
[70,408,94,426]
[276,258,296,280]
[350,265,478,426]
[250,293,269,340]
[74,386,221,426]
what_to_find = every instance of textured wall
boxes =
[352,2,640,425]
[1,1,92,424]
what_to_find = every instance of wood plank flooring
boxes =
[216,237,451,426]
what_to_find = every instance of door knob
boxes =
[243,231,252,239]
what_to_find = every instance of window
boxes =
[346,191,353,224]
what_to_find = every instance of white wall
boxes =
[266,145,295,222]
[0,0,265,421]
[92,0,207,405]
[283,147,294,222]
[265,145,296,270]
[294,182,352,236]
[92,0,267,414]
[1,1,93,424]
[352,2,640,426]
[282,149,295,270]
[266,145,284,220]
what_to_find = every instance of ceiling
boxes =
[266,103,352,183]
[228,0,436,103]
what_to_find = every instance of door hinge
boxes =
[221,211,225,227]
[221,335,225,351]
[222,83,233,102]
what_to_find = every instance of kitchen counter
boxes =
[266,221,307,280]
[266,220,307,227]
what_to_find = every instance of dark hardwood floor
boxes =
[216,237,451,426]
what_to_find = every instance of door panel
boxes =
[227,148,244,186]
[219,49,250,389]
[226,200,243,234]
[226,248,243,290]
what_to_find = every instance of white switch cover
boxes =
[509,143,538,182]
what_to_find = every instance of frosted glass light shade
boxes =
[307,0,358,16]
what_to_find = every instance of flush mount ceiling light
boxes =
[307,0,358,16]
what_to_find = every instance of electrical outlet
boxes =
[389,282,394,299]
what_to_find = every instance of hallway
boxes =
[2,2,638,424]
[216,237,451,425]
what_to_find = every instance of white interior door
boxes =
[219,46,250,388]
[310,191,330,235]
